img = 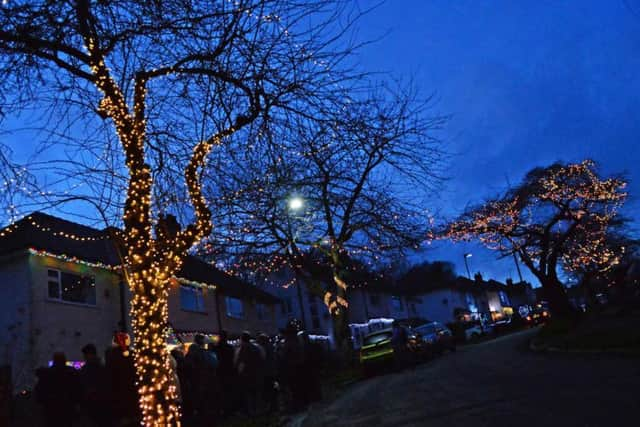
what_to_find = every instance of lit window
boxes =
[225,296,244,319]
[47,269,96,306]
[499,291,511,306]
[180,285,206,313]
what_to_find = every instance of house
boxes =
[0,212,279,392]
[258,262,418,348]
[504,278,537,314]
[397,276,485,324]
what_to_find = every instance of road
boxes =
[300,329,640,427]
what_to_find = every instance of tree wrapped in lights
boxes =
[205,84,446,352]
[0,0,359,424]
[445,160,627,316]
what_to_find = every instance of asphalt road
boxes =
[299,329,640,427]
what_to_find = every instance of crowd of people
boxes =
[33,322,325,427]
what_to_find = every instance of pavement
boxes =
[291,329,640,427]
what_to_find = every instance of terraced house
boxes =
[0,212,279,392]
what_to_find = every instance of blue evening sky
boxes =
[3,1,639,287]
[355,0,640,284]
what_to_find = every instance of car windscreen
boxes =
[415,324,437,335]
[363,332,392,346]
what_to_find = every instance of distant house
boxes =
[398,276,485,324]
[504,278,537,313]
[256,267,334,338]
[259,264,417,347]
[0,212,279,392]
[391,271,538,324]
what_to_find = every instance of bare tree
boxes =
[0,0,361,423]
[204,84,447,352]
[445,160,627,317]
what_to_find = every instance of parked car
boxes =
[360,329,394,371]
[525,304,551,325]
[489,317,513,334]
[462,321,493,341]
[414,322,456,355]
[359,326,422,374]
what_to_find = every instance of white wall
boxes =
[29,253,123,386]
[413,289,469,324]
[0,252,32,392]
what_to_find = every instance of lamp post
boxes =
[288,196,307,330]
[464,253,472,280]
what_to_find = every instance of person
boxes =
[233,331,264,416]
[279,323,305,412]
[205,340,223,422]
[299,332,322,405]
[257,334,278,414]
[79,343,110,427]
[34,352,80,427]
[105,332,140,427]
[391,321,408,371]
[168,351,182,407]
[184,334,218,426]
[213,330,236,417]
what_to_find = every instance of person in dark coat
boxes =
[391,321,408,371]
[299,332,323,404]
[79,343,110,427]
[257,334,278,414]
[233,331,264,416]
[184,334,218,426]
[105,332,140,427]
[213,330,236,417]
[279,324,305,412]
[34,352,80,427]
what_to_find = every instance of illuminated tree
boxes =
[445,160,627,317]
[204,84,446,351]
[0,0,359,424]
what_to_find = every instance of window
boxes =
[499,291,510,306]
[369,293,380,306]
[363,331,392,346]
[391,296,404,312]
[225,296,244,319]
[281,297,293,315]
[47,269,96,306]
[180,285,206,313]
[256,303,268,321]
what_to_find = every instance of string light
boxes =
[444,160,627,282]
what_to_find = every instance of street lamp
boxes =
[464,253,472,280]
[288,196,304,211]
[286,195,307,330]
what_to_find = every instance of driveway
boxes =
[299,329,640,427]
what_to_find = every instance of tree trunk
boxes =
[331,305,352,365]
[129,277,180,426]
[539,277,574,318]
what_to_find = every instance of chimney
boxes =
[474,272,483,284]
[506,278,514,286]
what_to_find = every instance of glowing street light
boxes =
[289,196,304,211]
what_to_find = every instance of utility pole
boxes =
[512,252,524,283]
[464,253,472,280]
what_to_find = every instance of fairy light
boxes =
[445,160,627,281]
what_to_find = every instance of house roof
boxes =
[0,212,278,304]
